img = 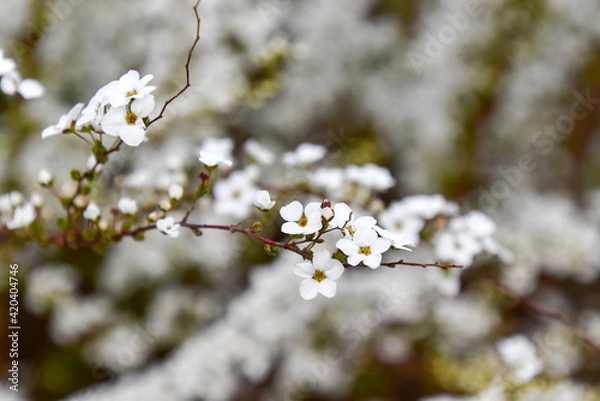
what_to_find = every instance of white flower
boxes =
[101,96,155,146]
[433,230,482,266]
[41,103,85,139]
[16,78,44,99]
[280,201,322,235]
[103,70,156,108]
[496,335,543,384]
[0,49,16,75]
[213,170,258,219]
[83,202,101,221]
[117,198,138,215]
[6,203,35,230]
[336,228,391,268]
[378,201,426,246]
[168,183,184,201]
[282,143,327,166]
[253,190,276,211]
[198,137,234,168]
[37,169,53,186]
[374,226,415,251]
[0,70,44,99]
[345,164,395,191]
[294,250,344,300]
[244,139,275,165]
[402,194,459,219]
[329,202,353,228]
[156,217,181,238]
[77,84,112,129]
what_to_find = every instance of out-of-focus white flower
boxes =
[280,201,322,235]
[156,217,181,238]
[103,70,156,107]
[244,139,275,165]
[213,170,258,219]
[168,183,184,201]
[83,202,100,221]
[378,201,426,245]
[41,103,85,139]
[345,163,395,191]
[374,226,415,251]
[30,193,43,208]
[253,190,276,211]
[198,137,234,168]
[496,334,543,384]
[0,70,44,99]
[101,96,155,146]
[294,250,344,300]
[0,49,16,75]
[282,143,327,166]
[117,198,138,215]
[433,230,482,266]
[37,169,53,186]
[6,203,35,230]
[336,228,391,268]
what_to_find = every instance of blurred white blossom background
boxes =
[1,0,600,400]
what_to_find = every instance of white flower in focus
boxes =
[168,183,184,201]
[6,203,35,230]
[253,190,276,211]
[282,143,327,166]
[41,103,85,139]
[336,228,391,268]
[117,198,138,215]
[77,84,112,129]
[156,217,181,238]
[294,250,344,300]
[244,139,275,165]
[329,202,353,228]
[198,137,234,168]
[213,170,258,219]
[83,202,100,221]
[104,70,156,107]
[280,201,322,235]
[345,164,395,191]
[37,169,53,186]
[101,96,155,146]
[496,335,543,384]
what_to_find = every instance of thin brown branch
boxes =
[148,0,202,126]
[381,259,464,270]
[477,270,600,353]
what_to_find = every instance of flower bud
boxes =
[37,169,53,186]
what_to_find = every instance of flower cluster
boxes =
[0,48,44,99]
[42,70,156,146]
[0,191,40,230]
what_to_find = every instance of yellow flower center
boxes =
[359,246,371,256]
[126,89,138,97]
[298,215,308,227]
[312,270,326,282]
[125,111,138,125]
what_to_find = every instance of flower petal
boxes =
[280,201,303,221]
[336,238,359,255]
[299,279,319,300]
[363,254,382,269]
[119,125,145,147]
[325,260,344,279]
[312,250,331,269]
[370,238,392,254]
[282,222,304,235]
[353,228,378,246]
[318,279,337,298]
[294,263,314,278]
[347,254,364,266]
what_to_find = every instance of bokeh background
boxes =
[1,0,600,400]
